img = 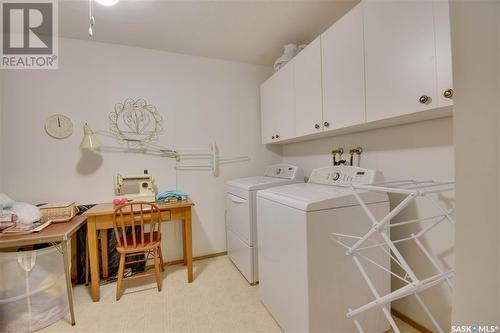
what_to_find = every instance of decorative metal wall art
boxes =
[109,98,163,147]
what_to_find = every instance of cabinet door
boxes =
[433,0,453,107]
[321,3,365,130]
[294,37,323,137]
[364,1,437,122]
[260,63,294,143]
[272,63,295,142]
[260,81,275,144]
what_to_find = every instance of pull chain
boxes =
[88,0,95,37]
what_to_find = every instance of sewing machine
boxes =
[114,173,156,202]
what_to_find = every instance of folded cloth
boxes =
[0,194,42,224]
[10,202,42,224]
[156,190,189,202]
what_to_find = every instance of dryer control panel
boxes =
[264,164,304,181]
[308,166,382,186]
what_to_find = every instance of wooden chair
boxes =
[112,202,165,300]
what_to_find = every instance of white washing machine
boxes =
[226,164,304,284]
[257,166,390,333]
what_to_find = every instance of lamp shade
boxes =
[80,124,102,149]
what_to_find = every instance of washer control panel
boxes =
[265,164,304,181]
[308,166,381,186]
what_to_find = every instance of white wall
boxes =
[450,1,500,324]
[282,116,455,330]
[0,38,281,260]
[0,70,2,192]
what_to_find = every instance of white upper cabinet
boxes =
[433,0,454,107]
[294,37,323,137]
[321,3,365,130]
[259,0,453,144]
[260,61,295,143]
[363,0,437,122]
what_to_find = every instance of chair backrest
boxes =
[112,202,161,249]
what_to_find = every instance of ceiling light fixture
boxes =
[88,0,119,37]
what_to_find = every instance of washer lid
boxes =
[257,183,388,212]
[227,176,301,191]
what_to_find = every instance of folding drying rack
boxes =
[175,142,250,176]
[331,179,455,333]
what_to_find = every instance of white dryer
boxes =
[257,166,390,333]
[225,164,304,284]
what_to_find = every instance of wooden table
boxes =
[0,215,88,326]
[83,201,194,302]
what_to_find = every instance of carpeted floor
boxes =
[38,256,419,333]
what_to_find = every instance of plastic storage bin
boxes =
[0,245,68,333]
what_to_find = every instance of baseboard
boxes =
[391,308,433,333]
[165,251,227,266]
[100,252,228,285]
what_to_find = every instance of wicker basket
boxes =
[39,202,77,223]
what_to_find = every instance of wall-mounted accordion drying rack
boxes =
[331,179,455,333]
[175,142,250,176]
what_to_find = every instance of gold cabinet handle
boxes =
[324,121,330,128]
[443,89,454,99]
[314,124,320,129]
[419,95,430,104]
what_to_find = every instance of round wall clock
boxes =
[45,114,74,139]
